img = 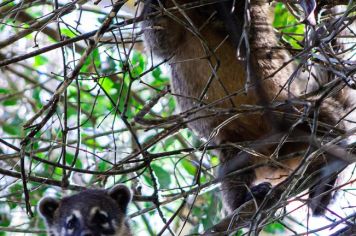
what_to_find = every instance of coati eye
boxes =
[66,215,77,230]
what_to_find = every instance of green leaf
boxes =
[82,48,101,72]
[64,153,82,168]
[273,3,304,49]
[9,184,22,209]
[99,77,114,93]
[181,159,196,176]
[2,123,19,135]
[151,163,171,188]
[98,161,109,172]
[263,221,285,233]
[0,88,9,94]
[150,67,170,88]
[152,67,162,79]
[3,98,17,106]
[34,55,48,66]
[32,87,41,103]
[54,167,63,176]
[210,156,219,167]
[131,52,146,78]
[0,205,11,228]
[61,28,76,38]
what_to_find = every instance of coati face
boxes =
[38,184,132,236]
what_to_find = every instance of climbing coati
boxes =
[38,184,132,236]
[142,0,353,215]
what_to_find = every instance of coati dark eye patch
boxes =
[90,207,111,227]
[66,214,78,230]
[94,211,109,224]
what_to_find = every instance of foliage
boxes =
[0,0,355,235]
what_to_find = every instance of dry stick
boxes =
[328,214,356,236]
[0,0,223,68]
[1,104,350,172]
[0,166,84,191]
[0,29,96,68]
[157,198,187,236]
[0,2,75,49]
[18,0,127,217]
[133,86,184,126]
[132,87,176,233]
[0,227,46,234]
[298,212,356,236]
[129,162,268,218]
[22,0,125,131]
[0,135,223,176]
[55,0,70,188]
[0,14,140,68]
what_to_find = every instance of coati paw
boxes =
[244,182,272,203]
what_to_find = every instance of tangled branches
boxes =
[0,0,355,235]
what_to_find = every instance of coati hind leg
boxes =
[218,137,348,215]
[309,175,338,215]
[218,148,275,213]
[307,154,348,215]
[218,149,257,213]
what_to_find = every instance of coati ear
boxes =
[108,184,132,213]
[38,197,60,223]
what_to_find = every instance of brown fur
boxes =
[143,0,351,214]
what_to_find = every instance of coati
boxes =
[142,0,353,215]
[38,184,132,236]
